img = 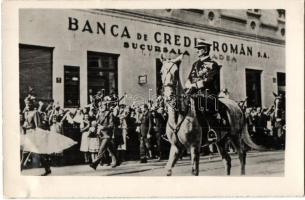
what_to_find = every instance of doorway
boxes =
[277,72,286,96]
[246,69,262,107]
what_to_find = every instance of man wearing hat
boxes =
[185,39,222,142]
[185,39,221,95]
[90,100,118,170]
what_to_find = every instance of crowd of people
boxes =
[20,88,285,171]
[245,106,286,149]
[20,89,170,170]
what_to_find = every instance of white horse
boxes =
[160,54,261,176]
[161,54,202,176]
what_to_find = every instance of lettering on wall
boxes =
[68,17,270,61]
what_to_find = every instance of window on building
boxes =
[277,9,285,19]
[64,66,80,108]
[87,51,119,101]
[182,9,204,15]
[19,44,53,108]
[208,11,215,21]
[247,9,260,13]
[246,69,262,107]
[277,72,285,96]
[247,9,261,17]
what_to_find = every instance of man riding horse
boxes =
[160,37,265,176]
[185,38,227,143]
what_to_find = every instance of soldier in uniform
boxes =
[89,101,118,170]
[185,39,222,142]
[138,104,152,163]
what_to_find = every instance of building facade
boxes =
[19,9,285,108]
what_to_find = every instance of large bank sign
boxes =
[68,17,270,62]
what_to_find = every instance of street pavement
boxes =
[21,150,284,176]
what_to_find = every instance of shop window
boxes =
[19,44,53,108]
[64,66,80,108]
[246,69,262,107]
[87,51,118,101]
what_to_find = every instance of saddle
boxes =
[194,95,232,143]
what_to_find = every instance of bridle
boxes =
[161,62,176,88]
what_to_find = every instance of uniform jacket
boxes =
[188,56,221,95]
[139,110,151,135]
[96,110,114,136]
[150,112,165,134]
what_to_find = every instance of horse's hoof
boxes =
[166,169,172,176]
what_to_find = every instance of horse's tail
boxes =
[240,119,266,151]
[220,98,266,150]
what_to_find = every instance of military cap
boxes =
[194,39,212,49]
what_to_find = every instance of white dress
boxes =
[79,121,90,152]
[80,131,90,152]
[22,128,77,154]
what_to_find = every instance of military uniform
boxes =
[185,39,223,142]
[90,109,118,169]
[139,108,152,162]
[187,56,221,96]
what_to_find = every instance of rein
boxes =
[165,93,193,147]
[162,62,176,87]
[167,105,190,135]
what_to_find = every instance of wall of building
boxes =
[19,9,285,108]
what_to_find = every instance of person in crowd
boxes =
[150,107,164,161]
[22,96,52,176]
[80,113,91,163]
[88,120,99,162]
[111,104,122,165]
[126,107,139,160]
[139,104,152,163]
[88,108,96,122]
[20,111,27,169]
[89,101,118,170]
[49,113,64,165]
[117,105,129,162]
[157,106,168,135]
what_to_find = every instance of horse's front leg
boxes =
[165,145,181,176]
[190,145,200,176]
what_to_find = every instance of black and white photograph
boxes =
[18,8,286,177]
[2,0,304,197]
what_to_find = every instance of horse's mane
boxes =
[176,59,190,113]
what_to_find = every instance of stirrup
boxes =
[207,129,217,142]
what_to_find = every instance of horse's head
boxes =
[160,54,184,97]
[161,54,183,82]
[273,92,285,119]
